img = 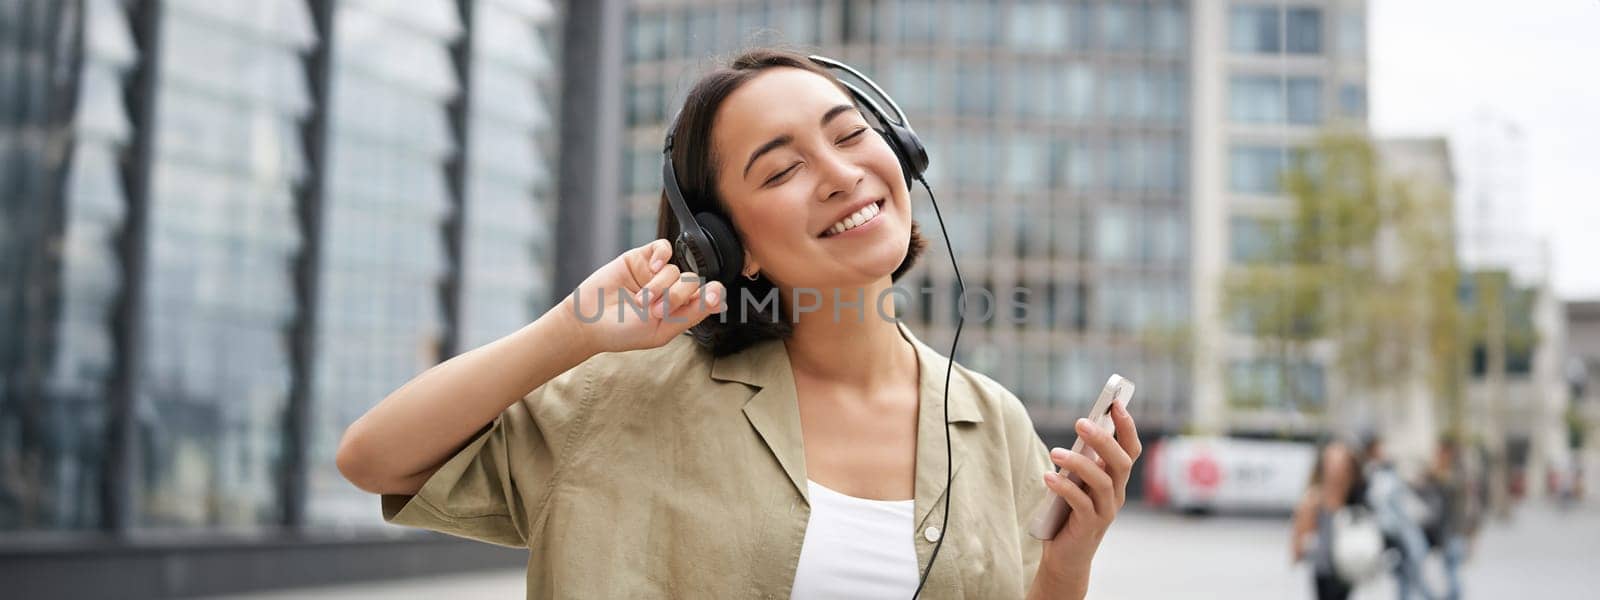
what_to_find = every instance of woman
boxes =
[1291,440,1368,600]
[336,48,1140,599]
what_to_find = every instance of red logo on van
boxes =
[1188,454,1222,490]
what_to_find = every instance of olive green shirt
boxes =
[381,320,1054,598]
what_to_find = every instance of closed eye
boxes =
[763,163,799,187]
[761,128,869,187]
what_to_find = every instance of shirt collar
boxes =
[709,320,984,425]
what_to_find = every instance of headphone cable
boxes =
[911,175,961,599]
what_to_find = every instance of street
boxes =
[218,502,1600,599]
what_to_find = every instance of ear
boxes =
[741,250,760,278]
[739,246,764,280]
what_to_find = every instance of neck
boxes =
[777,277,917,392]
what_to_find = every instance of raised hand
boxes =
[559,238,727,355]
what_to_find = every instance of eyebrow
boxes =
[742,104,858,179]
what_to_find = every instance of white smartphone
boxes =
[1027,374,1136,541]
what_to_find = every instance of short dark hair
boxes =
[656,47,927,357]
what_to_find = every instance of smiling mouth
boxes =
[819,199,885,238]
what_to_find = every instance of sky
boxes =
[1370,0,1600,300]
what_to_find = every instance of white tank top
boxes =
[789,479,920,599]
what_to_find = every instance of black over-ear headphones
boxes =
[662,56,963,598]
[661,55,930,288]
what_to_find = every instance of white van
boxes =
[1144,436,1318,515]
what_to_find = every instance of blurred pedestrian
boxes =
[1293,440,1376,600]
[1416,437,1469,600]
[1359,435,1437,600]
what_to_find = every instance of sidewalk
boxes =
[216,502,1600,599]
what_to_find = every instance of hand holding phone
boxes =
[1027,374,1136,540]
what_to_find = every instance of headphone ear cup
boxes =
[877,126,928,188]
[695,212,744,287]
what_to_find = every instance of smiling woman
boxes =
[340,47,1140,600]
[655,49,929,357]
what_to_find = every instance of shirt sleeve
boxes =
[379,356,598,548]
[999,386,1054,585]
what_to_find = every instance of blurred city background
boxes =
[2,0,1596,598]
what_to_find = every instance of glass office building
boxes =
[621,0,1194,438]
[2,0,562,595]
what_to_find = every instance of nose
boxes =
[815,146,865,202]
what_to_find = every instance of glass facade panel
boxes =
[131,0,313,529]
[308,0,461,528]
[460,0,562,350]
[1,0,135,532]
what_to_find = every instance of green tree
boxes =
[1224,133,1464,428]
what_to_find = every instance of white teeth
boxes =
[825,201,881,237]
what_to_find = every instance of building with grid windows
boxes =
[620,0,1368,442]
[2,0,567,595]
[1189,0,1368,435]
[621,0,1198,445]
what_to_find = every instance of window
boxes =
[1058,63,1095,120]
[897,0,940,42]
[889,58,935,112]
[627,82,662,125]
[1229,75,1322,125]
[1229,6,1278,53]
[1095,206,1133,262]
[951,0,999,45]
[1150,2,1186,52]
[1229,216,1279,263]
[1006,134,1049,188]
[1051,206,1078,260]
[629,12,665,61]
[1007,2,1067,51]
[1338,12,1365,59]
[955,62,996,116]
[1285,8,1322,54]
[1102,3,1144,51]
[781,1,820,45]
[1008,63,1051,117]
[1338,83,1366,118]
[1230,6,1322,55]
[1146,136,1183,191]
[1052,139,1094,190]
[1229,145,1289,194]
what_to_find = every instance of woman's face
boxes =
[710,67,913,291]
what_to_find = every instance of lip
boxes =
[817,198,886,238]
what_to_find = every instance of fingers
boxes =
[660,272,706,318]
[665,280,727,323]
[634,262,681,314]
[1052,447,1115,517]
[1044,470,1095,522]
[1111,401,1143,462]
[1077,418,1133,494]
[625,239,672,289]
